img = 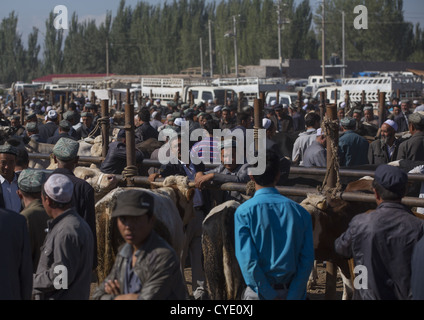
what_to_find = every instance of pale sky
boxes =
[2,0,423,47]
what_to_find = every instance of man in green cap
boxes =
[339,117,369,167]
[17,169,49,272]
[0,144,22,212]
[51,137,98,271]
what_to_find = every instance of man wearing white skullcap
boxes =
[368,119,402,165]
[33,174,94,300]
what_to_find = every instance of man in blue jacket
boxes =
[338,117,369,167]
[234,150,314,300]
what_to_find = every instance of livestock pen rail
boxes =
[27,153,424,207]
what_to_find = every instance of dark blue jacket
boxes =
[335,202,424,300]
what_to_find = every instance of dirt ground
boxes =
[90,263,343,300]
[183,262,344,300]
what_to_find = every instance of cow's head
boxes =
[151,175,196,226]
[74,166,119,201]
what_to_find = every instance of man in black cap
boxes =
[46,120,76,144]
[100,129,144,175]
[92,189,187,300]
[134,107,159,144]
[335,164,424,300]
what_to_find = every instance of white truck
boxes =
[211,77,292,105]
[140,77,236,106]
[311,74,423,105]
[340,75,423,103]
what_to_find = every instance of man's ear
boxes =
[249,174,255,182]
[373,188,381,202]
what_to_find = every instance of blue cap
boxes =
[374,164,407,194]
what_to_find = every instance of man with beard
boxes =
[368,120,402,165]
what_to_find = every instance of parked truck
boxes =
[140,77,236,106]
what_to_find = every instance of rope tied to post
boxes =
[318,116,343,199]
[87,116,110,139]
[122,165,139,184]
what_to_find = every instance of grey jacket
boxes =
[33,209,94,300]
[92,231,187,300]
[335,202,424,300]
[302,140,327,168]
[206,163,251,202]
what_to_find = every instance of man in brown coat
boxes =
[17,169,49,272]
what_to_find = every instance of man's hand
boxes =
[148,173,160,182]
[195,173,214,189]
[105,279,121,296]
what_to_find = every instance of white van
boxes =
[265,91,299,107]
[308,75,335,85]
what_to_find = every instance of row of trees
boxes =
[0,0,423,86]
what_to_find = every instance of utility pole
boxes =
[106,38,109,77]
[208,20,214,78]
[277,1,282,76]
[200,37,204,76]
[321,0,326,82]
[342,10,346,78]
[233,15,239,78]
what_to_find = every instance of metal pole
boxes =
[233,15,238,78]
[378,91,386,128]
[277,1,283,76]
[322,0,326,82]
[254,98,263,153]
[200,37,204,77]
[106,39,109,77]
[101,100,110,158]
[125,89,136,187]
[342,11,346,78]
[324,102,338,300]
[209,20,214,78]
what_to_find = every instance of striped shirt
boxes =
[190,136,221,165]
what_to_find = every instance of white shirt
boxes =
[0,174,21,213]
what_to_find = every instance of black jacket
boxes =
[335,202,424,300]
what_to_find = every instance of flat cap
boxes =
[26,113,37,121]
[18,169,47,193]
[0,144,18,156]
[374,164,407,195]
[220,139,238,150]
[59,120,72,131]
[53,138,79,161]
[408,112,424,126]
[340,117,356,128]
[26,122,38,132]
[81,112,93,118]
[44,174,74,204]
[112,189,154,218]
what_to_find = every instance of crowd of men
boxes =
[0,91,424,301]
